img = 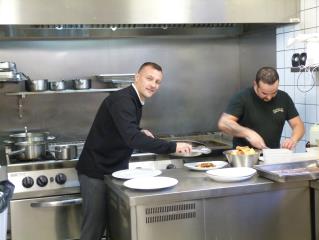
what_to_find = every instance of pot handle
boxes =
[19,72,31,81]
[7,148,26,156]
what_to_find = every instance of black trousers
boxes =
[78,174,108,240]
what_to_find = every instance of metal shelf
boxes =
[291,67,319,72]
[5,88,120,97]
[5,88,122,118]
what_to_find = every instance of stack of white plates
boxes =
[206,167,257,182]
[112,169,162,180]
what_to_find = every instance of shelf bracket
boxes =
[17,94,26,119]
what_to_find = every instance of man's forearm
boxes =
[219,117,249,138]
[290,125,305,143]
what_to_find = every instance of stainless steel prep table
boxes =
[311,180,319,240]
[104,168,311,240]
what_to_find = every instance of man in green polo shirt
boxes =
[218,66,305,150]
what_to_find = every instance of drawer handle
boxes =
[30,197,82,208]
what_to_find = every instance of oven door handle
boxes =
[30,197,82,208]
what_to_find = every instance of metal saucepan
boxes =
[49,80,66,91]
[54,144,78,160]
[7,141,47,160]
[25,79,49,92]
[73,79,91,90]
[0,61,16,71]
[169,140,211,157]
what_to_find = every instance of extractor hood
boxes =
[0,0,300,39]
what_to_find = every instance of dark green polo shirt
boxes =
[225,87,299,148]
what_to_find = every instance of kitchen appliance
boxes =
[73,79,91,90]
[223,149,260,167]
[25,79,49,92]
[54,144,78,160]
[0,61,16,71]
[4,130,56,161]
[0,0,299,40]
[49,80,66,91]
[4,141,84,240]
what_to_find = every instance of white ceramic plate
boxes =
[184,161,228,171]
[123,176,178,190]
[112,169,162,180]
[206,167,257,182]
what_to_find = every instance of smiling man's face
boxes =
[134,65,163,101]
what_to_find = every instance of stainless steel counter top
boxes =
[104,167,309,207]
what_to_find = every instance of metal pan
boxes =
[169,140,211,157]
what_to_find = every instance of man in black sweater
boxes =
[76,62,192,240]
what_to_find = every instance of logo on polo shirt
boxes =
[273,108,284,114]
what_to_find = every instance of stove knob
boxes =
[37,175,48,187]
[55,173,67,185]
[22,177,34,188]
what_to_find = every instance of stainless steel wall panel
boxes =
[0,0,299,24]
[0,29,275,141]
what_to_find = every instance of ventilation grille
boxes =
[29,23,237,29]
[145,202,196,224]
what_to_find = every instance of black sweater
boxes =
[76,85,176,179]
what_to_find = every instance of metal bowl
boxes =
[223,150,261,167]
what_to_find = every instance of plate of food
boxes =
[184,161,228,171]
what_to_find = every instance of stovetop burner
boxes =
[7,151,56,165]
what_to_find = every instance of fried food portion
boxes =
[231,146,256,155]
[196,162,215,168]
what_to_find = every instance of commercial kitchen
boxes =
[0,0,319,239]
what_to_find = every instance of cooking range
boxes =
[5,141,84,240]
[4,131,231,240]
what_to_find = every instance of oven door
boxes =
[10,194,82,240]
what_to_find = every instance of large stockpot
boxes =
[54,144,78,160]
[8,131,55,143]
[7,141,47,160]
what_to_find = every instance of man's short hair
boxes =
[255,67,279,85]
[138,62,162,73]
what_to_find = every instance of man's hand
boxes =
[218,113,267,149]
[245,130,268,149]
[141,129,155,138]
[175,142,192,154]
[281,138,297,150]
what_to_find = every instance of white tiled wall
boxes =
[277,0,319,152]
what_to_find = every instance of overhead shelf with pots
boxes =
[5,73,135,118]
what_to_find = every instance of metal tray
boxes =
[254,160,319,182]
